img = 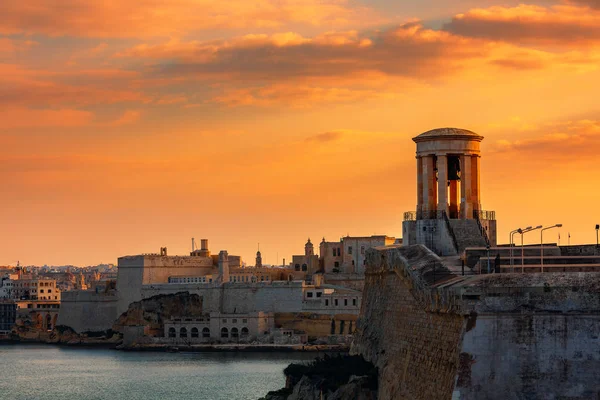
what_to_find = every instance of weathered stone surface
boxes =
[113,291,203,337]
[351,245,464,400]
[352,245,600,400]
[287,376,322,400]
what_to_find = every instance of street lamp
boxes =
[509,228,524,273]
[541,224,562,273]
[596,224,599,248]
[521,226,542,273]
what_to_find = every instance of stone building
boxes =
[403,128,497,256]
[319,235,396,274]
[291,238,320,275]
[164,311,274,344]
[9,278,60,301]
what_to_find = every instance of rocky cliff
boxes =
[113,291,203,337]
[260,354,378,400]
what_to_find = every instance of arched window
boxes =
[221,327,229,338]
[294,264,300,271]
[46,314,52,330]
[191,327,199,338]
[241,327,249,337]
[330,319,336,335]
[231,327,239,339]
[180,327,187,338]
[202,328,210,338]
[302,264,307,271]
[168,327,176,338]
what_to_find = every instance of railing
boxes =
[474,212,491,247]
[442,211,459,253]
[405,209,496,221]
[403,211,417,221]
[473,210,496,221]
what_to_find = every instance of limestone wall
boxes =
[456,314,600,399]
[57,290,118,333]
[352,245,600,400]
[351,245,465,400]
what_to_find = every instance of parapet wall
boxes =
[352,245,600,400]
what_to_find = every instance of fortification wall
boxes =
[140,282,306,314]
[351,245,465,400]
[57,290,118,333]
[352,245,600,400]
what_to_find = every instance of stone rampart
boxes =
[351,244,600,400]
[57,290,119,333]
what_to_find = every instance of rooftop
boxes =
[413,127,483,142]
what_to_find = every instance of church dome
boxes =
[413,127,483,142]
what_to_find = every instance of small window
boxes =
[222,319,227,323]
[191,327,199,338]
[202,328,210,338]
[348,246,353,255]
[40,290,44,293]
[295,264,300,271]
[302,264,307,272]
[168,327,176,338]
[332,248,336,257]
[242,319,247,323]
[361,246,365,255]
[307,292,313,298]
[353,299,357,306]
[335,299,339,306]
[344,299,348,306]
[325,299,329,306]
[180,327,187,338]
[232,319,237,323]
[316,292,322,298]
[221,328,229,338]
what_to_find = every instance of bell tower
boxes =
[404,128,496,255]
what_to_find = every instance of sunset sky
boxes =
[2,0,600,266]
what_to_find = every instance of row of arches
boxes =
[168,326,250,339]
[220,327,249,339]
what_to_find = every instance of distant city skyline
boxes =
[3,0,600,265]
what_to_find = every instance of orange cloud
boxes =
[0,0,382,38]
[109,110,142,126]
[0,107,93,128]
[491,119,600,159]
[123,24,483,83]
[445,4,600,45]
[0,37,37,55]
[211,84,394,107]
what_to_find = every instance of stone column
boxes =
[437,154,448,215]
[422,156,436,218]
[449,180,459,218]
[417,156,423,215]
[460,154,472,219]
[471,155,481,214]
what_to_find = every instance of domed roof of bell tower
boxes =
[413,127,483,142]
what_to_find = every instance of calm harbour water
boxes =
[0,345,318,400]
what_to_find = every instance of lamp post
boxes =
[541,224,562,273]
[596,224,599,248]
[521,226,542,273]
[509,229,522,273]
